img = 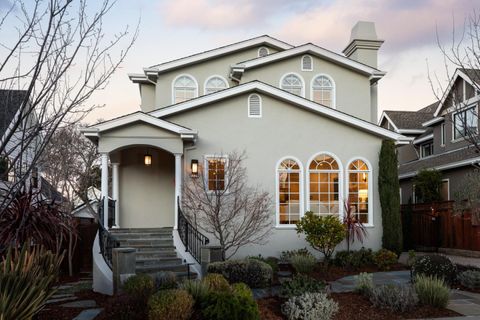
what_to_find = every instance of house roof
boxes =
[379,101,438,134]
[40,177,67,203]
[0,90,27,138]
[151,80,407,142]
[399,146,480,178]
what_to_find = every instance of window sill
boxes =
[275,225,297,230]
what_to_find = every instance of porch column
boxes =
[174,153,182,230]
[101,153,109,229]
[112,162,120,228]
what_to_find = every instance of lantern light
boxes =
[191,159,198,177]
[144,154,152,166]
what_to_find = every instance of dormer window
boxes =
[420,141,433,158]
[301,55,313,71]
[258,47,269,57]
[453,106,478,140]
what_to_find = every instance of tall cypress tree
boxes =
[378,140,403,253]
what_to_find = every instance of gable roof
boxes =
[151,81,407,142]
[231,43,386,81]
[379,101,438,134]
[0,90,27,138]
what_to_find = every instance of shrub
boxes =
[280,274,326,298]
[154,271,177,290]
[369,285,418,312]
[202,273,231,292]
[281,292,338,320]
[148,289,194,320]
[334,248,374,269]
[290,253,317,274]
[179,279,210,304]
[414,275,450,308]
[459,270,480,289]
[207,259,273,288]
[412,255,456,284]
[413,169,443,203]
[354,272,374,297]
[249,255,279,273]
[123,274,154,301]
[296,212,345,264]
[201,286,260,320]
[280,248,312,263]
[373,249,398,271]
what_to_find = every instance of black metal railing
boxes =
[177,197,209,263]
[98,197,119,269]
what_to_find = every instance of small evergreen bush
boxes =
[281,292,338,320]
[123,274,154,301]
[154,271,177,290]
[459,270,480,289]
[202,273,231,292]
[412,255,456,284]
[280,274,326,298]
[414,275,450,308]
[354,272,374,297]
[369,285,418,312]
[373,249,398,271]
[148,289,194,320]
[279,248,312,263]
[290,253,317,274]
[207,259,273,288]
[249,255,279,273]
[334,248,374,269]
[179,279,210,304]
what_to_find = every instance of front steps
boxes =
[110,227,196,280]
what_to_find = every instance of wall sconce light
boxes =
[144,153,152,166]
[191,159,198,177]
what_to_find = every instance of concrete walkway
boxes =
[399,252,480,269]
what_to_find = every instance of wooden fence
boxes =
[401,201,480,251]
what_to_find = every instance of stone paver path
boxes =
[72,308,103,320]
[60,300,97,308]
[399,252,480,269]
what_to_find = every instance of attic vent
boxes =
[301,55,313,71]
[248,94,262,118]
[258,47,269,57]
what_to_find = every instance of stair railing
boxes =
[177,197,210,263]
[98,197,119,269]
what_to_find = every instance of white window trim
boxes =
[346,157,374,227]
[203,154,229,192]
[275,156,304,229]
[203,75,229,96]
[301,54,313,71]
[306,152,344,220]
[171,74,198,104]
[441,178,450,201]
[440,122,446,147]
[247,93,262,118]
[419,141,434,159]
[310,73,336,109]
[451,104,478,142]
[279,72,305,98]
[258,46,269,57]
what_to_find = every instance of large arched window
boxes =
[280,73,304,97]
[308,153,341,216]
[173,75,198,104]
[276,158,303,226]
[311,75,335,108]
[204,76,228,95]
[347,159,372,224]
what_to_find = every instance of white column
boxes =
[101,153,109,229]
[174,153,182,230]
[112,162,120,228]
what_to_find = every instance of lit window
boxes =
[281,73,303,96]
[277,158,303,225]
[347,159,371,224]
[205,76,228,95]
[301,55,313,71]
[205,157,226,191]
[173,75,197,103]
[248,94,262,118]
[308,154,340,216]
[420,141,433,158]
[453,106,477,140]
[312,75,334,107]
[258,47,269,57]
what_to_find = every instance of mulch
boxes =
[310,263,408,282]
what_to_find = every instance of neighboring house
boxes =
[82,21,407,294]
[379,68,480,204]
[72,186,101,220]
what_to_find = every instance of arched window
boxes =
[301,55,313,71]
[173,75,197,104]
[258,47,269,57]
[308,153,341,216]
[204,76,228,95]
[280,73,304,97]
[248,94,262,118]
[311,75,335,108]
[347,159,372,224]
[277,158,303,226]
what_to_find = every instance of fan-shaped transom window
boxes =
[301,55,313,71]
[348,159,371,224]
[173,75,197,103]
[205,76,228,95]
[258,47,269,57]
[308,154,340,216]
[312,75,334,107]
[277,158,303,225]
[248,94,262,117]
[281,73,304,96]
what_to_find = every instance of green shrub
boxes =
[412,255,456,284]
[280,274,326,298]
[201,286,260,320]
[202,273,231,292]
[290,253,317,274]
[280,248,312,263]
[373,249,398,271]
[354,272,374,297]
[458,270,480,289]
[231,282,253,299]
[154,271,177,290]
[148,289,194,320]
[296,212,345,264]
[414,275,450,308]
[249,255,279,273]
[179,279,210,304]
[123,274,154,301]
[281,292,338,320]
[334,248,374,269]
[369,285,418,312]
[207,259,273,288]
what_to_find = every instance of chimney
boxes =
[342,21,384,69]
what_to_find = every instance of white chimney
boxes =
[343,21,384,68]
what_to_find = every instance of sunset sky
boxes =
[2,0,478,123]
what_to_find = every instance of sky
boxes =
[1,0,478,123]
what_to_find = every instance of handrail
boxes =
[98,197,118,269]
[177,197,210,263]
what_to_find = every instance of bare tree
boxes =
[182,151,272,260]
[0,0,138,208]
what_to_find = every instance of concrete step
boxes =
[136,263,189,273]
[112,233,173,239]
[110,228,173,234]
[136,256,182,264]
[143,270,198,281]
[135,251,178,259]
[118,239,174,246]
[122,244,175,249]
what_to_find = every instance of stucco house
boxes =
[83,21,407,294]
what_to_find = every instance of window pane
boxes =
[207,158,226,191]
